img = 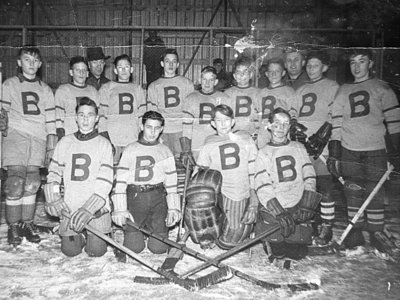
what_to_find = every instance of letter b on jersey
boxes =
[349,91,370,118]
[199,103,215,124]
[135,156,155,182]
[164,87,180,108]
[219,143,240,170]
[299,93,317,117]
[119,93,134,114]
[235,96,252,117]
[276,156,296,182]
[71,154,91,181]
[22,92,40,115]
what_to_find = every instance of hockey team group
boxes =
[0,44,399,267]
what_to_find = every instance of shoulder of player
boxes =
[185,90,202,100]
[203,134,222,145]
[231,131,254,143]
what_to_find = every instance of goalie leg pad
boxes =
[186,186,217,208]
[218,220,253,250]
[190,168,222,193]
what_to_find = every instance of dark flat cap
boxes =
[86,47,110,61]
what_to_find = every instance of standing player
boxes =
[196,104,259,249]
[257,58,297,148]
[86,47,111,90]
[213,58,232,91]
[44,97,113,257]
[181,66,230,163]
[224,56,260,139]
[98,54,147,165]
[1,46,57,246]
[329,49,400,251]
[255,108,319,260]
[55,56,99,139]
[111,111,181,260]
[295,51,340,245]
[283,48,309,91]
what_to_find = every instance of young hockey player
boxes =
[86,47,111,90]
[295,50,340,245]
[329,49,400,252]
[257,58,297,148]
[98,54,147,165]
[181,66,230,164]
[147,48,194,156]
[111,111,181,260]
[55,56,99,139]
[1,46,57,246]
[196,104,259,249]
[255,108,320,261]
[283,49,309,91]
[44,97,113,257]
[224,56,260,138]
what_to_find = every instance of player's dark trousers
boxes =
[61,232,107,257]
[125,185,169,254]
[341,147,387,232]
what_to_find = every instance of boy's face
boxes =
[201,72,218,93]
[213,62,223,73]
[114,59,133,82]
[266,63,285,87]
[212,111,235,136]
[269,112,290,143]
[141,119,163,143]
[233,64,253,88]
[306,58,327,82]
[161,54,179,77]
[69,62,88,86]
[75,105,99,134]
[17,53,42,79]
[350,54,373,82]
[285,52,304,78]
[88,59,106,78]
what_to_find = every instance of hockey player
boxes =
[196,104,259,249]
[329,49,400,251]
[295,51,340,245]
[257,58,297,148]
[181,66,230,164]
[213,58,232,91]
[147,48,194,156]
[111,111,181,260]
[255,108,319,260]
[86,47,111,90]
[224,56,260,139]
[98,54,147,165]
[283,48,309,91]
[1,46,57,246]
[54,56,99,139]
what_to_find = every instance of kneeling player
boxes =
[196,104,259,249]
[255,108,320,260]
[111,111,181,260]
[44,97,114,257]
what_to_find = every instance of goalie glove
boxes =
[43,182,70,218]
[327,140,341,178]
[292,190,322,223]
[111,193,134,227]
[70,194,105,233]
[289,119,307,144]
[306,121,332,159]
[266,197,295,238]
[45,134,58,168]
[179,137,196,169]
[0,108,8,136]
[165,193,182,227]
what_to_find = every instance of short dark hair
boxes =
[18,46,41,61]
[233,56,253,73]
[75,97,98,115]
[213,58,223,65]
[307,50,330,66]
[201,66,217,76]
[142,110,165,127]
[349,49,374,61]
[212,104,234,120]
[114,54,132,67]
[161,48,179,62]
[266,58,285,70]
[268,107,291,124]
[69,56,87,69]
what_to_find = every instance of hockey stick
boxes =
[130,221,319,292]
[61,211,232,291]
[0,62,2,195]
[330,164,394,250]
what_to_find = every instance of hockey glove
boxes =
[166,193,182,227]
[70,194,105,233]
[179,137,196,169]
[43,182,70,218]
[241,190,259,224]
[289,119,307,144]
[56,128,65,141]
[0,108,8,136]
[327,140,341,178]
[292,190,322,223]
[386,133,400,172]
[45,134,58,168]
[266,197,295,238]
[111,194,134,227]
[306,121,332,159]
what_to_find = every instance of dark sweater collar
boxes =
[137,133,160,146]
[18,73,40,83]
[74,129,99,141]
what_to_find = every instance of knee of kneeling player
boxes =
[24,172,41,196]
[124,231,146,253]
[148,237,168,254]
[61,236,84,257]
[4,175,26,199]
